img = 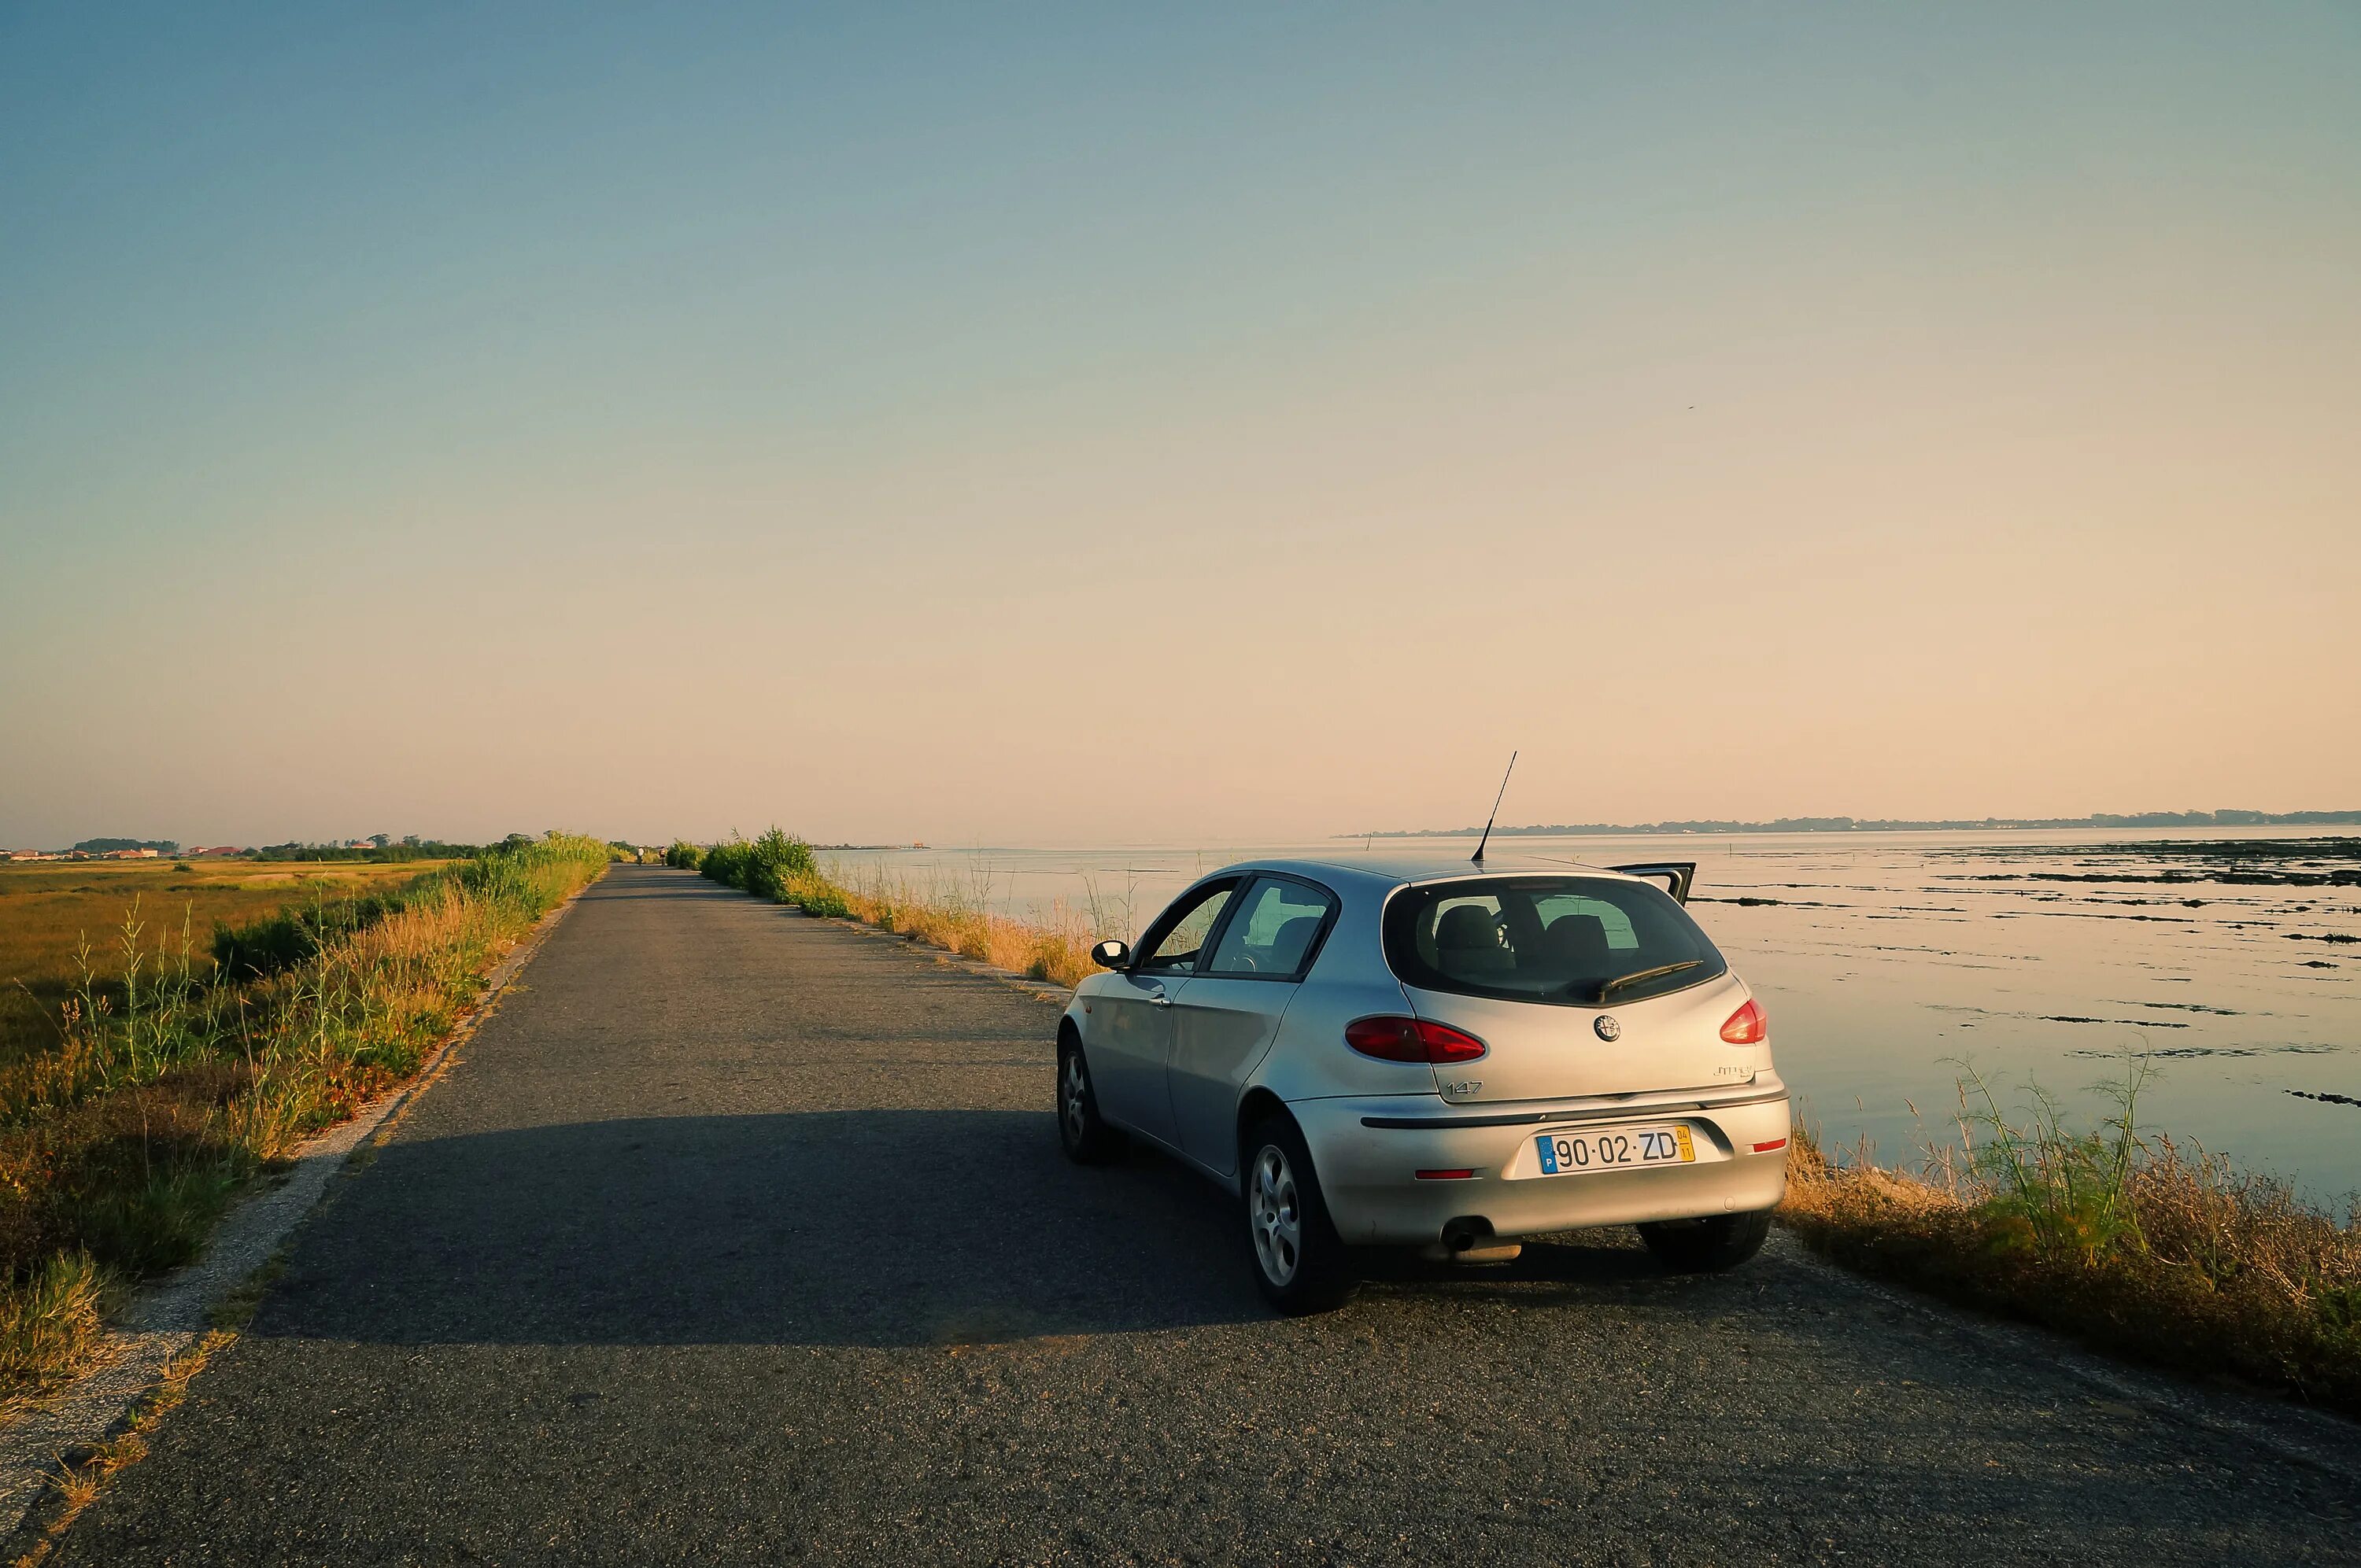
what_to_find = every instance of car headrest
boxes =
[1266,915,1321,970]
[1435,905,1498,951]
[1542,912,1613,971]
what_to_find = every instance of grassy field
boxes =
[0,860,447,1066]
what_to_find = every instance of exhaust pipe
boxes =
[1424,1219,1522,1265]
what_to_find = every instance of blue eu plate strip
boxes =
[1535,1134,1559,1175]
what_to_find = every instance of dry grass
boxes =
[0,860,448,1065]
[0,1256,105,1418]
[779,865,1101,987]
[1780,1066,2361,1413]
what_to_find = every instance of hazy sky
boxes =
[4,3,2356,848]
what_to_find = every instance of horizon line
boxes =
[1347,807,2361,839]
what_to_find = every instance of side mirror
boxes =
[1091,939,1130,970]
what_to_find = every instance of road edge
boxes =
[1760,1230,2361,1472]
[0,875,596,1540]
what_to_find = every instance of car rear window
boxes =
[1381,876,1727,1006]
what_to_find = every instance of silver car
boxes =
[1055,854,1791,1312]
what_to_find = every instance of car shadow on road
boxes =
[256,1109,1274,1349]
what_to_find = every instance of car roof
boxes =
[1218,850,1647,891]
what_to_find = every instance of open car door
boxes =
[1609,861,1697,905]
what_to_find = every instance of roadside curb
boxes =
[0,875,596,1539]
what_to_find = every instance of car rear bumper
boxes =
[1291,1090,1792,1245]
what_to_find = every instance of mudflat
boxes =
[43,865,2361,1564]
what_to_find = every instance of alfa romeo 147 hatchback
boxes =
[1055,854,1791,1312]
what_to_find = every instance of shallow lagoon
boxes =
[822,829,2360,1204]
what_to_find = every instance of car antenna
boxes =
[1471,750,1517,866]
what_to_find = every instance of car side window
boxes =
[1136,882,1236,972]
[1204,877,1337,978]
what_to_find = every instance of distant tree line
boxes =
[72,837,179,854]
[1360,808,2361,838]
[246,835,501,862]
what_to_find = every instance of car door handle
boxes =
[1146,988,1171,1007]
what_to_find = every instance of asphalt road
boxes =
[46,865,2361,1565]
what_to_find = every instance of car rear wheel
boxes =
[1243,1116,1354,1315]
[1638,1208,1772,1273]
[1056,1035,1125,1164]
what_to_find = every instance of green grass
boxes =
[0,834,610,1414]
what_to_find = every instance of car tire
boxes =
[1242,1114,1356,1315]
[1637,1208,1773,1273]
[1056,1033,1126,1165]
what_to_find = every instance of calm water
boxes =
[822,830,2361,1203]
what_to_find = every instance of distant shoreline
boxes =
[1347,810,2361,839]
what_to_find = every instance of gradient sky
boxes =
[4,3,2357,848]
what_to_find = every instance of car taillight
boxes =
[1720,998,1767,1045]
[1344,1016,1487,1064]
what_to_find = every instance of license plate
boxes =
[1534,1123,1694,1175]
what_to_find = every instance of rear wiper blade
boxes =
[1591,961,1702,1001]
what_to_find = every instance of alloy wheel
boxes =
[1249,1145,1302,1286]
[1061,1050,1088,1144]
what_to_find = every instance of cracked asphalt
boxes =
[44,865,2361,1564]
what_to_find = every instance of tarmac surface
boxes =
[45,865,2361,1564]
